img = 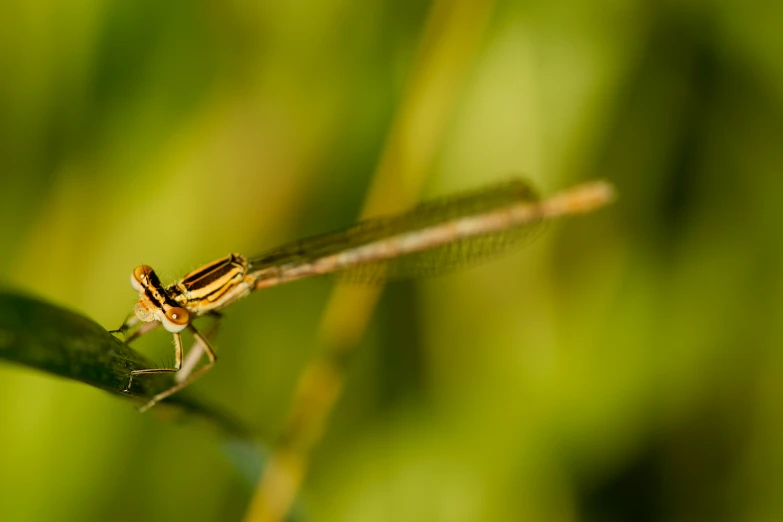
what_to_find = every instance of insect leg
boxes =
[176,312,223,384]
[136,324,218,413]
[123,331,183,394]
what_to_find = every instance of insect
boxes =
[118,179,616,412]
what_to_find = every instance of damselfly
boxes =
[118,179,616,412]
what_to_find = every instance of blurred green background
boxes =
[1,0,782,521]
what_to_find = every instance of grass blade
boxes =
[0,290,253,438]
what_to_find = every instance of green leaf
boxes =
[0,290,254,439]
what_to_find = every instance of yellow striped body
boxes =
[171,254,255,316]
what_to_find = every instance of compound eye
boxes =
[131,265,154,292]
[161,306,189,333]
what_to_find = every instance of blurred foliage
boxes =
[1,0,782,521]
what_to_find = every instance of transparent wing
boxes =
[248,179,545,285]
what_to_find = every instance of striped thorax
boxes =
[130,254,255,333]
[171,253,255,315]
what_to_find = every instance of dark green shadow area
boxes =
[0,290,256,440]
